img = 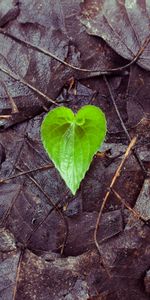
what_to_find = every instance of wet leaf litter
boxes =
[0,1,150,300]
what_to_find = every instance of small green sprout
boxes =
[41,105,107,195]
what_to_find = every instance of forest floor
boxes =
[0,1,150,299]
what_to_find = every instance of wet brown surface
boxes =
[0,1,150,299]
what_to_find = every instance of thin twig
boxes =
[0,185,22,227]
[0,33,149,112]
[0,80,19,113]
[103,76,147,176]
[16,165,68,255]
[0,28,149,77]
[94,136,137,255]
[112,188,150,227]
[0,65,58,108]
[12,250,24,300]
[0,163,53,184]
[0,115,12,119]
[111,188,143,221]
[25,137,50,164]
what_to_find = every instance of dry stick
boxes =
[96,187,145,244]
[0,185,22,227]
[0,33,149,112]
[0,28,149,77]
[111,188,149,224]
[94,136,137,256]
[16,165,68,255]
[0,80,19,113]
[0,65,58,108]
[0,115,11,119]
[0,163,53,184]
[103,76,147,176]
[25,138,50,164]
[112,188,141,219]
[12,250,24,300]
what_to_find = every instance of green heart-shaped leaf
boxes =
[41,105,107,195]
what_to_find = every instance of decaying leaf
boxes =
[0,228,21,300]
[80,0,150,70]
